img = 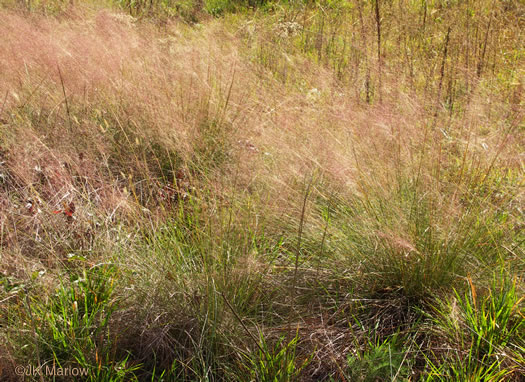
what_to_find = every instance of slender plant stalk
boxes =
[477,5,494,78]
[220,292,265,354]
[293,174,314,302]
[374,0,382,103]
[317,194,332,278]
[433,26,451,127]
[57,65,72,131]
[287,172,314,362]
[422,0,427,32]
[357,0,371,103]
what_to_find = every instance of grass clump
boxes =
[245,331,312,382]
[8,266,140,381]
[0,0,523,380]
[425,273,524,380]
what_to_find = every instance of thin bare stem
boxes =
[374,0,382,103]
[220,292,265,354]
[57,65,72,131]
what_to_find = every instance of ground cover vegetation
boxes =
[0,0,523,380]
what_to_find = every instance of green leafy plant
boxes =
[346,332,411,382]
[245,330,312,382]
[26,266,140,381]
[425,273,524,380]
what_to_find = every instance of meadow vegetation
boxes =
[0,0,523,380]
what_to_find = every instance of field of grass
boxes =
[0,0,523,380]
